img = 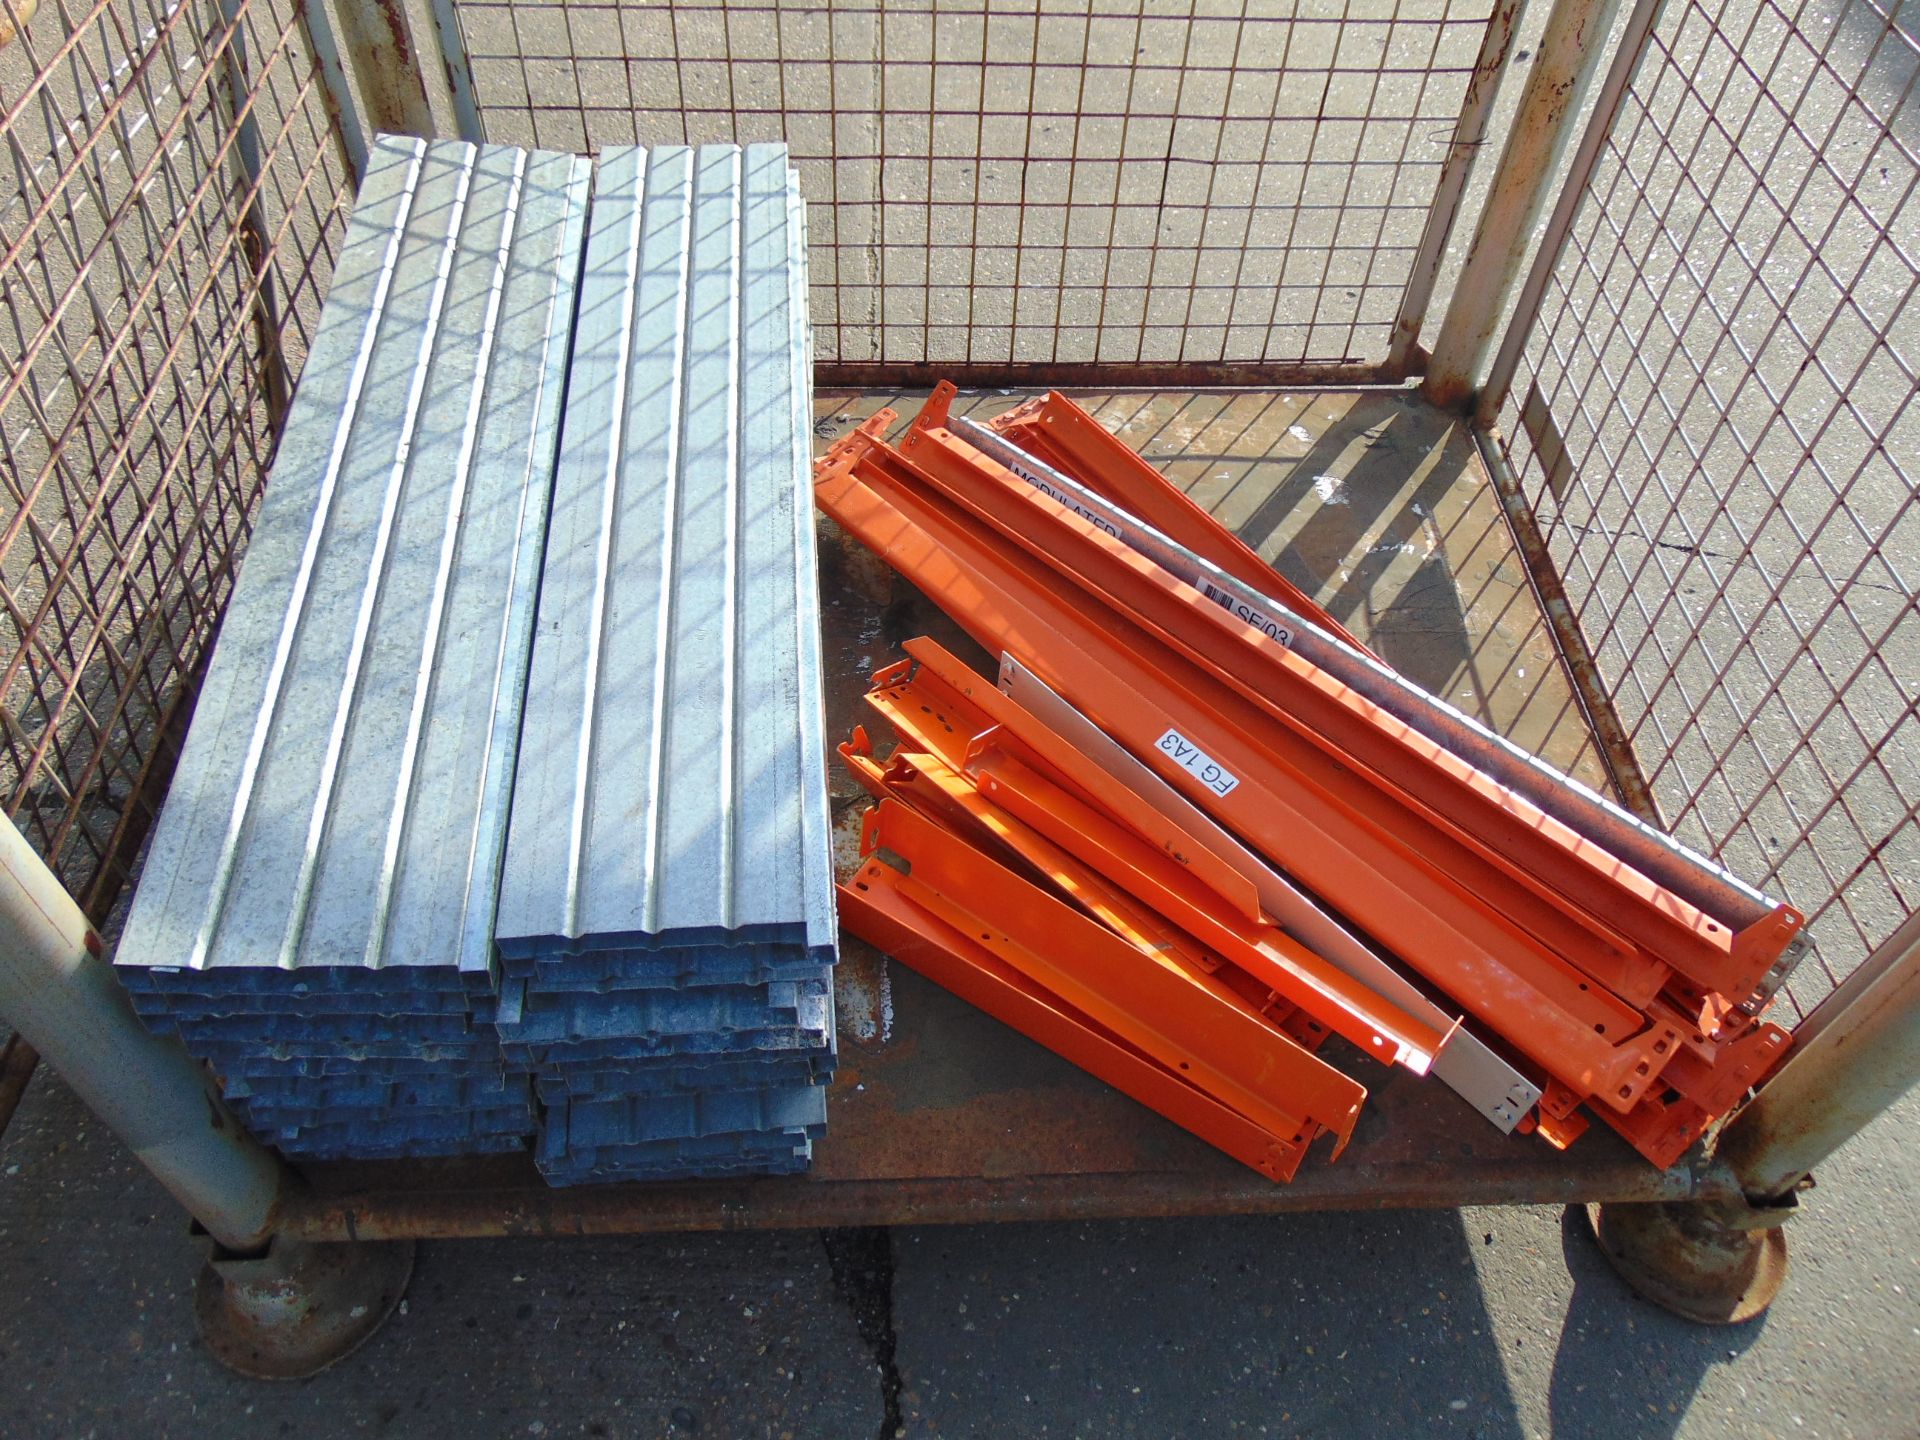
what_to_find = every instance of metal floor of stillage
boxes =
[273,387,1744,1242]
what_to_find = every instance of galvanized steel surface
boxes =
[496,141,834,963]
[115,136,589,982]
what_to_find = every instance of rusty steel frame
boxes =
[263,1156,1745,1242]
[1472,0,1920,1042]
[0,0,1905,1248]
[440,0,1516,381]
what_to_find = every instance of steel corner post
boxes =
[0,818,288,1252]
[1421,0,1630,412]
[318,0,483,151]
[1591,913,1920,1323]
[0,817,427,1376]
[1716,912,1920,1201]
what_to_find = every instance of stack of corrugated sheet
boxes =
[113,137,589,1159]
[492,143,837,1186]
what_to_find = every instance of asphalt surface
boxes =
[1,1068,1915,1439]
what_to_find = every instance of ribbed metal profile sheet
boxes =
[561,1084,830,1150]
[496,978,833,1063]
[495,943,826,989]
[114,135,591,983]
[494,141,834,965]
[536,1141,814,1187]
[532,1054,830,1102]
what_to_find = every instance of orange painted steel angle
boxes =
[888,421,1657,990]
[839,853,1313,1182]
[970,748,1448,1075]
[858,798,1367,1157]
[822,430,1654,1046]
[895,408,1770,1007]
[986,390,1806,1006]
[864,645,1263,923]
[845,720,1337,1049]
[857,643,1448,1075]
[813,430,1686,1117]
[982,388,1374,657]
[846,739,1233,994]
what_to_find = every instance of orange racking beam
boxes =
[846,741,1339,1057]
[863,654,1264,921]
[860,799,1367,1155]
[989,389,1805,1011]
[857,650,1450,1075]
[840,737,1235,1000]
[827,428,1794,1156]
[840,854,1314,1182]
[985,390,1375,657]
[897,415,1670,1004]
[971,749,1447,1074]
[826,427,1652,1038]
[815,427,1689,1117]
[893,409,1796,1005]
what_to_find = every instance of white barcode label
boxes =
[1198,579,1295,647]
[1156,728,1239,797]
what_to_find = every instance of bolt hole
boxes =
[1578,982,1588,991]
[1618,1085,1632,1099]
[1593,1023,1606,1034]
[1178,1061,1190,1071]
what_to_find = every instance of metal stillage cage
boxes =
[0,0,1911,1155]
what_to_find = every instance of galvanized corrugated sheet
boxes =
[115,136,590,981]
[494,142,834,962]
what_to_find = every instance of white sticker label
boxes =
[1198,579,1295,647]
[1156,728,1240,797]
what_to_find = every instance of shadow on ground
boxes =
[1543,1205,1765,1440]
[891,1209,1527,1439]
[4,1072,1918,1439]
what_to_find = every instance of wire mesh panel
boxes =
[1490,0,1919,1018]
[453,0,1503,380]
[0,0,352,920]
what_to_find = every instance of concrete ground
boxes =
[1,1068,1915,1439]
